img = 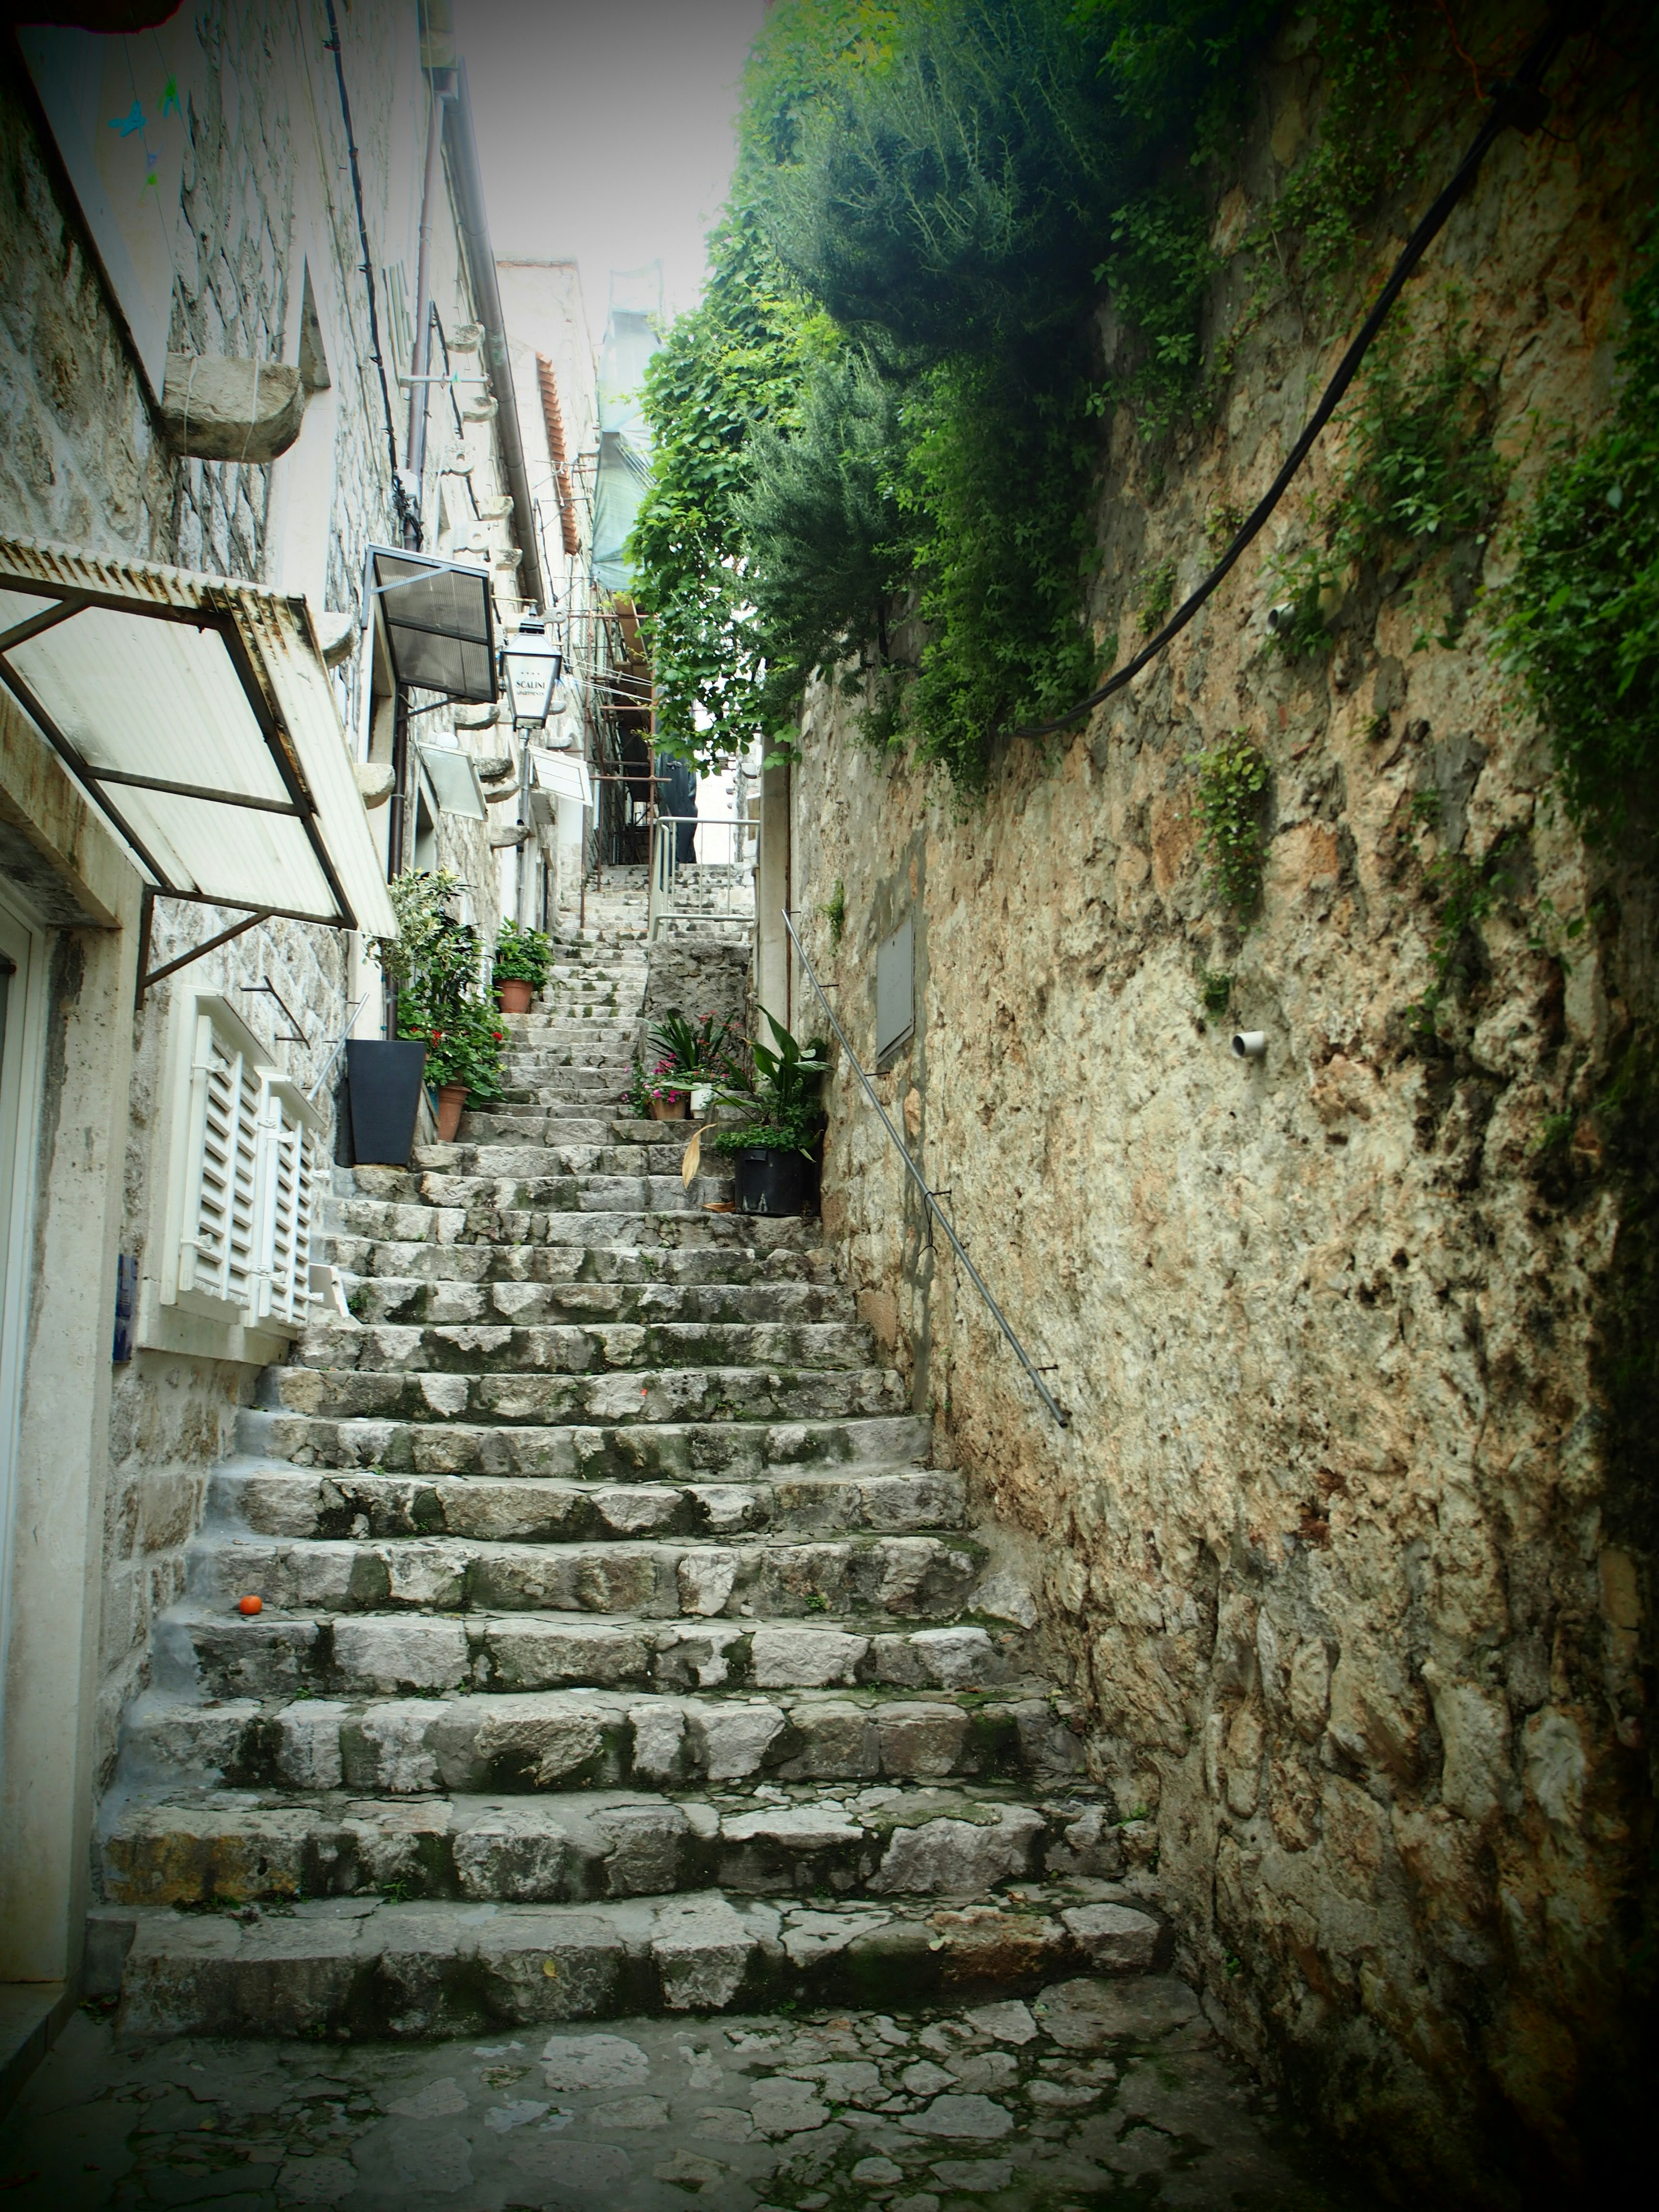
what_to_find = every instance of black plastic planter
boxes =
[734,1144,808,1217]
[346,1039,428,1166]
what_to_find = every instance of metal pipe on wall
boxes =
[405,68,455,522]
[443,60,547,617]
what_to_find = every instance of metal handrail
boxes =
[781,908,1070,1429]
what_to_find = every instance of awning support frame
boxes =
[134,893,273,1007]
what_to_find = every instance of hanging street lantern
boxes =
[500,612,563,728]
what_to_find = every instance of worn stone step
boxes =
[499,1068,628,1097]
[257,1361,907,1428]
[410,1172,721,1215]
[122,1686,1077,1798]
[236,1406,931,1480]
[341,1273,855,1327]
[99,1781,1133,1910]
[328,1238,833,1290]
[417,1139,694,1176]
[184,1527,985,1622]
[158,1605,1032,1703]
[209,1463,966,1545]
[412,1141,698,1178]
[292,1319,879,1378]
[324,1200,815,1250]
[88,1885,1162,2039]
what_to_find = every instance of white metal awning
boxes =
[0,537,397,940]
[532,748,592,807]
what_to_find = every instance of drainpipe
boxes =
[443,59,547,617]
[405,68,455,533]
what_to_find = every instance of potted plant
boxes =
[646,1010,741,1122]
[703,1011,829,1216]
[421,998,508,1140]
[368,871,506,1150]
[647,1057,690,1120]
[493,918,553,1015]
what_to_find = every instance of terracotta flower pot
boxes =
[435,1083,468,1141]
[649,1094,689,1121]
[496,977,534,1014]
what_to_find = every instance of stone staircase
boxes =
[87,894,1160,2043]
[661,858,755,944]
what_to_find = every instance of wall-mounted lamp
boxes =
[499,613,563,728]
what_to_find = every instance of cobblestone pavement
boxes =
[1,1979,1378,2212]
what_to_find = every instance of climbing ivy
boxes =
[1498,261,1659,829]
[1194,738,1271,917]
[1268,304,1506,657]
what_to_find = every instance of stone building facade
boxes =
[773,22,1655,2204]
[0,0,566,2046]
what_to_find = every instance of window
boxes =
[171,997,321,1335]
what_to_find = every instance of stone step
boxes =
[256,1362,907,1428]
[158,1605,1031,1703]
[327,1238,834,1291]
[121,1686,1076,1798]
[237,1406,929,1479]
[209,1466,964,1551]
[325,1201,804,1250]
[89,1883,1162,2040]
[342,1275,854,1326]
[407,1173,718,1214]
[499,1068,629,1096]
[99,1781,1132,1910]
[455,1113,671,1144]
[412,1142,700,1178]
[184,1527,984,1621]
[292,1318,879,1377]
[209,1463,964,1545]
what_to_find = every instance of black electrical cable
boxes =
[322,0,404,531]
[1006,5,1580,745]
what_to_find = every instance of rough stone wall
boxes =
[0,6,436,1780]
[642,938,754,1063]
[791,22,1654,2205]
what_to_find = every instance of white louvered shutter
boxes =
[178,1011,261,1315]
[251,1075,319,1329]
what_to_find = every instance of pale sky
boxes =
[453,0,769,327]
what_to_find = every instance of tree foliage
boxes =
[631,0,1278,783]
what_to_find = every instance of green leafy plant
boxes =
[372,871,504,1102]
[706,1009,830,1155]
[648,1010,744,1084]
[1194,739,1270,918]
[1498,261,1659,829]
[493,919,554,988]
[420,999,507,1101]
